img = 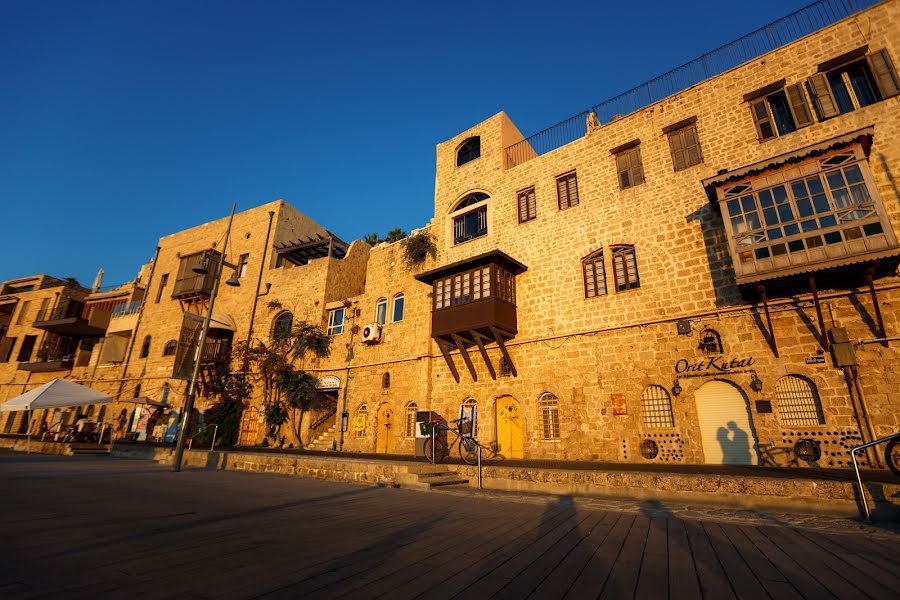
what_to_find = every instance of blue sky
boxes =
[0,0,811,288]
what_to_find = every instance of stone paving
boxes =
[0,451,898,599]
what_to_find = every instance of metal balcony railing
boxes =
[504,0,881,168]
[111,300,142,317]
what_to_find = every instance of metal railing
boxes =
[188,423,218,452]
[34,301,85,323]
[111,300,142,317]
[503,0,881,168]
[851,431,899,520]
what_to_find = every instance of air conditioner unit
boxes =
[361,323,382,343]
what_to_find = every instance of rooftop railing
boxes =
[504,0,881,169]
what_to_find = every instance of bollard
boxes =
[478,444,482,489]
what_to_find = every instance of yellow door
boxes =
[376,404,393,454]
[495,397,524,459]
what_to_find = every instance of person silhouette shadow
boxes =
[717,420,751,464]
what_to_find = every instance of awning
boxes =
[0,379,112,412]
[702,126,874,198]
[209,311,236,331]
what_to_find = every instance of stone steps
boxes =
[396,467,469,491]
[306,426,337,452]
[70,443,111,455]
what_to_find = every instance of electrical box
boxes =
[676,320,692,335]
[828,327,857,367]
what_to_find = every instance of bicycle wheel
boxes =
[423,436,448,464]
[885,438,900,478]
[459,437,479,466]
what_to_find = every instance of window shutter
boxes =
[616,153,630,189]
[668,131,685,171]
[527,189,536,220]
[453,216,463,240]
[785,83,814,128]
[568,175,579,206]
[807,73,839,119]
[557,177,568,209]
[750,99,776,141]
[632,148,644,186]
[518,191,527,222]
[867,49,900,99]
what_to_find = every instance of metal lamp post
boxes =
[172,203,239,472]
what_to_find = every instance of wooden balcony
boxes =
[171,273,216,300]
[33,304,110,337]
[432,297,516,339]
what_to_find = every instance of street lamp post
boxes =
[172,203,239,472]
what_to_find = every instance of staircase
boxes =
[306,425,337,452]
[395,465,470,491]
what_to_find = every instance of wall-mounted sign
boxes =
[611,394,627,416]
[804,355,827,367]
[674,356,755,378]
[315,375,341,390]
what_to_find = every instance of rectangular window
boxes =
[517,187,536,223]
[155,274,169,303]
[237,254,249,278]
[556,172,579,210]
[376,299,387,324]
[17,335,37,362]
[326,308,345,336]
[0,337,16,362]
[667,123,703,171]
[15,301,30,326]
[37,297,50,322]
[612,246,640,291]
[615,147,644,189]
[808,51,899,119]
[392,295,404,323]
[453,206,487,244]
[749,85,813,141]
[583,252,607,298]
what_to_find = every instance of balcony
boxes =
[33,303,110,337]
[18,358,74,372]
[199,339,231,365]
[416,250,527,383]
[107,301,141,334]
[171,272,216,300]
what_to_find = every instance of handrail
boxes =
[188,423,218,452]
[850,431,899,520]
[311,408,337,432]
[503,0,880,168]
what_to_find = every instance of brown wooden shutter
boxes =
[518,191,527,222]
[616,153,630,189]
[750,99,776,141]
[669,130,686,171]
[867,49,900,98]
[632,148,644,186]
[527,189,536,219]
[807,73,839,119]
[785,83,814,128]
[0,337,13,362]
[557,177,567,209]
[568,175,579,206]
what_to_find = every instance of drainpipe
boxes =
[337,306,358,452]
[245,210,275,347]
[114,246,161,403]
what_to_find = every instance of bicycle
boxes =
[885,433,900,477]
[423,417,480,465]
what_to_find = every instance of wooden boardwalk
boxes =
[0,452,897,599]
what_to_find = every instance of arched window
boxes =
[698,328,723,355]
[405,402,418,438]
[538,393,560,441]
[273,311,293,338]
[457,136,480,167]
[375,298,387,325]
[139,335,151,358]
[582,249,607,298]
[452,193,489,245]
[382,372,390,389]
[641,385,675,428]
[162,340,177,357]
[776,375,825,426]
[463,398,478,436]
[354,404,368,438]
[392,293,405,323]
[611,245,640,291]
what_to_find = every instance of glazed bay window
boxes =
[452,192,489,245]
[326,307,345,336]
[808,49,899,119]
[433,264,516,310]
[748,84,813,141]
[711,136,899,283]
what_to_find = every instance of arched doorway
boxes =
[694,380,759,465]
[376,404,394,454]
[495,396,523,459]
[239,407,260,446]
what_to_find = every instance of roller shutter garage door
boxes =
[694,380,759,465]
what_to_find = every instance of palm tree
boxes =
[364,232,380,246]
[384,228,408,243]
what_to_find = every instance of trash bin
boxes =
[415,410,445,458]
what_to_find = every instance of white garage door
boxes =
[694,380,759,465]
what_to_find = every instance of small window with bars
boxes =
[354,404,368,438]
[582,250,607,298]
[556,172,579,210]
[641,386,675,428]
[538,393,560,441]
[518,187,536,223]
[611,245,640,291]
[404,402,417,437]
[463,398,478,436]
[775,375,824,426]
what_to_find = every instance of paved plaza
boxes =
[0,451,898,599]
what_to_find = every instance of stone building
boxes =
[3,0,899,469]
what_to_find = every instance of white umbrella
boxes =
[0,379,112,453]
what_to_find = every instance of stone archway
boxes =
[694,379,759,465]
[495,396,523,459]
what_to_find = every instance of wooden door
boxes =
[695,380,759,465]
[376,404,394,454]
[495,396,523,459]
[239,407,259,446]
